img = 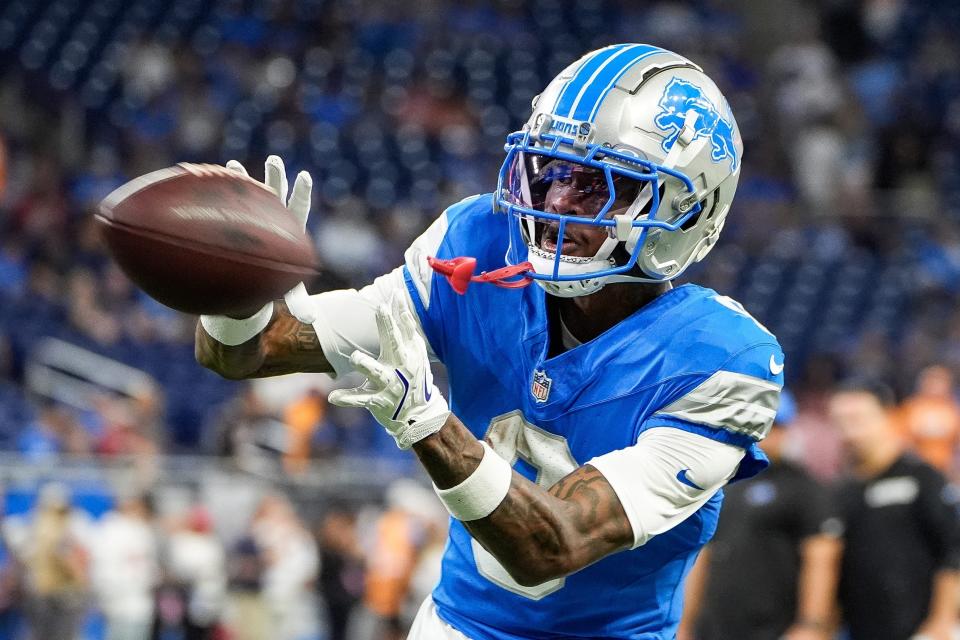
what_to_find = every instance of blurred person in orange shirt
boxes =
[282,388,326,475]
[897,365,960,475]
[352,480,439,640]
[403,502,449,627]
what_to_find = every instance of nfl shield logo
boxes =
[531,369,552,403]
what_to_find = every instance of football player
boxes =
[196,44,784,639]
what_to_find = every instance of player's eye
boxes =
[583,176,607,195]
[539,161,576,186]
[548,169,573,186]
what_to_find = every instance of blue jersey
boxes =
[402,194,784,639]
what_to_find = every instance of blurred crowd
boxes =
[0,0,959,636]
[0,478,447,640]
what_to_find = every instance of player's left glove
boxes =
[328,295,449,449]
[225,156,317,324]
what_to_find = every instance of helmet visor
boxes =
[503,152,645,219]
[501,151,649,258]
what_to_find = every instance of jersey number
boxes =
[472,411,579,600]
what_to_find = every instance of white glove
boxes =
[328,295,450,449]
[200,156,317,345]
[225,155,317,324]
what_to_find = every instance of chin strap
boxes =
[427,257,534,295]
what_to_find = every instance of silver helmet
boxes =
[495,44,743,297]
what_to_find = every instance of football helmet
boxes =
[495,44,743,297]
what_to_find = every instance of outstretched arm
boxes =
[195,300,333,379]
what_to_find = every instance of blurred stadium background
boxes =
[0,0,959,638]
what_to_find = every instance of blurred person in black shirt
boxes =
[830,379,960,640]
[679,391,842,640]
[317,508,363,640]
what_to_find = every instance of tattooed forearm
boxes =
[413,415,633,586]
[195,301,333,379]
[413,414,485,488]
[255,302,331,375]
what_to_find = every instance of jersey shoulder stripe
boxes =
[653,368,780,440]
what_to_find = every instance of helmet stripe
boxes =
[570,44,666,122]
[552,44,629,118]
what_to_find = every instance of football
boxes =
[96,163,317,316]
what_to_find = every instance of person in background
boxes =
[224,528,267,640]
[210,385,287,475]
[21,483,89,640]
[316,508,364,640]
[678,391,842,640]
[251,494,319,640]
[403,501,449,629]
[282,388,326,475]
[897,365,960,476]
[351,480,437,640]
[92,493,159,640]
[166,506,227,640]
[830,379,960,640]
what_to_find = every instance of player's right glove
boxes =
[200,155,317,345]
[328,295,450,449]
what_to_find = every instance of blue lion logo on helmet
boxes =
[653,77,738,171]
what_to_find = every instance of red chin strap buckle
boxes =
[427,256,534,295]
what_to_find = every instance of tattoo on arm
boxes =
[413,414,633,585]
[254,302,331,376]
[195,301,333,379]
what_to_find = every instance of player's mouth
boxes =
[541,222,589,256]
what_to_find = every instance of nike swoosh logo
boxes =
[676,469,704,491]
[424,370,432,402]
[392,369,410,421]
[769,355,784,376]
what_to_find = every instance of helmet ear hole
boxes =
[678,188,719,232]
[703,188,720,220]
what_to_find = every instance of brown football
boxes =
[96,163,316,316]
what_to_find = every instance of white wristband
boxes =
[284,282,319,324]
[434,441,513,521]
[200,302,274,346]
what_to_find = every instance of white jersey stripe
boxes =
[404,211,449,309]
[654,369,781,439]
